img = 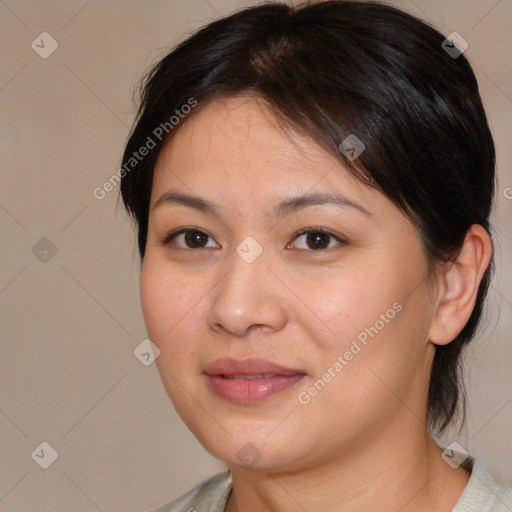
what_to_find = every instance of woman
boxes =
[119,1,512,510]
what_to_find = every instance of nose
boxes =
[205,246,288,337]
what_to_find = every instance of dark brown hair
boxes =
[119,0,496,433]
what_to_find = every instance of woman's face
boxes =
[140,95,438,472]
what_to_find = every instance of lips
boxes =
[204,358,306,403]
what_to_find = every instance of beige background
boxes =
[0,0,511,510]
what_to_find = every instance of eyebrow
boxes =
[152,189,371,218]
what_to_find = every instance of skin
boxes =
[140,95,492,511]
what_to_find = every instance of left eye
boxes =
[290,229,345,251]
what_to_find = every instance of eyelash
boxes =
[160,226,346,252]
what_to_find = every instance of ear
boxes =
[428,224,493,346]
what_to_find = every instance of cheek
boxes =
[297,253,433,389]
[296,267,400,353]
[139,262,170,341]
[139,260,202,405]
[139,259,199,356]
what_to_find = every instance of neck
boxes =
[225,422,470,512]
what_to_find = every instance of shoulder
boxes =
[453,457,512,511]
[149,470,232,512]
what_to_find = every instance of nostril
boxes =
[212,323,223,333]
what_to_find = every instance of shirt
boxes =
[150,456,512,511]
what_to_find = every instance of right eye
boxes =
[161,228,220,250]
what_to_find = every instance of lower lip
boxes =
[208,374,305,403]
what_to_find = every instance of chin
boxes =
[184,419,309,472]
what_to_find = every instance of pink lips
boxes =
[204,358,306,403]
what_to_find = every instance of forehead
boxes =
[151,95,372,207]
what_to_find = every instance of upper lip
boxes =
[204,358,306,377]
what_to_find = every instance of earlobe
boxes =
[428,224,492,346]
